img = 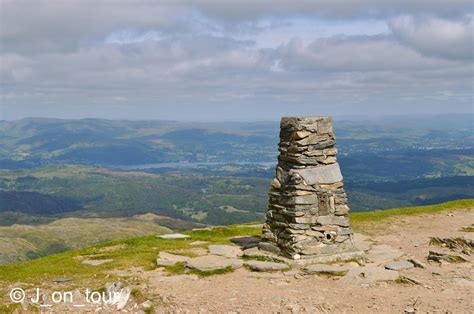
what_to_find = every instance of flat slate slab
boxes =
[158,233,190,239]
[230,236,261,249]
[365,244,404,265]
[245,260,289,272]
[156,259,178,267]
[341,266,399,285]
[156,252,190,266]
[186,255,243,271]
[353,233,374,251]
[291,163,343,185]
[304,263,356,275]
[385,260,414,271]
[159,251,191,262]
[208,245,243,258]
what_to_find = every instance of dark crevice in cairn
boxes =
[261,116,355,260]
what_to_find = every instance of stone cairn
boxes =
[261,116,355,260]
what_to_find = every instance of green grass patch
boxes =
[350,199,474,224]
[0,224,261,286]
[461,225,474,232]
[190,266,234,277]
[163,262,186,275]
[314,270,348,278]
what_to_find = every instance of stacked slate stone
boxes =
[261,116,354,259]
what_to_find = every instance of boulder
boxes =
[186,255,243,271]
[246,261,289,272]
[208,245,243,258]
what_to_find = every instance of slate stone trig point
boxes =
[261,116,360,262]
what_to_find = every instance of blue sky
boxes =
[0,1,472,121]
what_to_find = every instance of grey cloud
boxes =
[2,0,472,55]
[389,15,474,60]
[274,35,460,73]
[1,32,471,120]
[0,0,192,53]
[1,1,473,120]
[188,0,472,20]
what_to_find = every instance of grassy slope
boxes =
[350,199,474,223]
[0,224,262,311]
[0,217,172,264]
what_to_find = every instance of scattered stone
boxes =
[189,241,208,246]
[404,307,416,314]
[385,261,414,271]
[427,251,469,263]
[341,266,399,285]
[408,258,426,269]
[208,245,243,258]
[429,237,474,254]
[158,233,190,239]
[398,276,423,286]
[230,236,261,249]
[52,278,73,283]
[140,300,153,309]
[246,260,289,272]
[105,282,131,310]
[186,255,243,271]
[304,264,351,276]
[82,259,114,266]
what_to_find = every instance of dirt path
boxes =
[137,209,474,313]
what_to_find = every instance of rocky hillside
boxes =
[0,200,472,313]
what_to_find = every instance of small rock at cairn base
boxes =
[261,116,356,259]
